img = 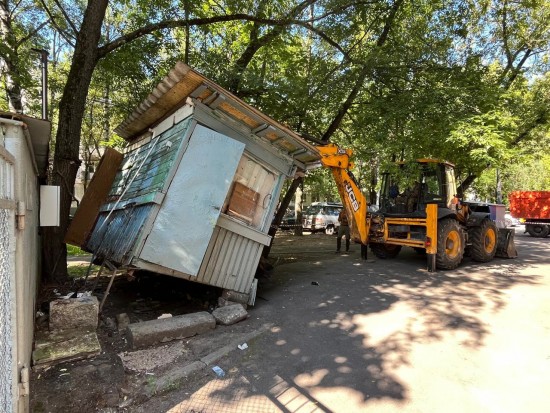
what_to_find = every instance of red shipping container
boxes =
[508,191,550,220]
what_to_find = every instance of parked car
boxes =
[302,202,343,235]
[505,211,520,227]
[279,213,298,230]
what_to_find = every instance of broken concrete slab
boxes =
[221,290,249,307]
[212,304,248,326]
[217,296,246,309]
[49,296,99,332]
[32,330,101,370]
[127,311,215,349]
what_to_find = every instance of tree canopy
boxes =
[1,0,549,279]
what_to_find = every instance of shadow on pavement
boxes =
[135,229,548,412]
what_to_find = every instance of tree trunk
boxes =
[457,173,477,197]
[42,0,108,281]
[496,168,502,204]
[370,161,378,205]
[294,180,303,236]
[320,0,403,142]
[263,176,303,258]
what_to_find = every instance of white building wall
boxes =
[1,121,41,413]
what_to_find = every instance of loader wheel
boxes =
[370,243,402,259]
[436,219,465,270]
[525,224,550,238]
[469,219,498,262]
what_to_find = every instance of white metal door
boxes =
[140,125,245,276]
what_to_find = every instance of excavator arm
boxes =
[317,144,370,245]
[317,144,436,268]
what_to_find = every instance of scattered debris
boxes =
[237,343,248,350]
[212,365,225,378]
[116,313,130,331]
[102,316,117,330]
[62,290,92,299]
[311,281,319,286]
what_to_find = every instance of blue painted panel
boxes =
[85,204,153,264]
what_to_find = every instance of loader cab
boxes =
[379,159,457,216]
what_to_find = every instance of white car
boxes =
[302,202,343,234]
[505,212,520,227]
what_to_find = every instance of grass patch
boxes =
[67,264,101,279]
[67,244,89,257]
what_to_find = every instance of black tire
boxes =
[325,226,335,235]
[469,219,498,262]
[436,219,465,270]
[370,243,402,259]
[526,224,550,238]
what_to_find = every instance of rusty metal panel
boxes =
[65,148,123,247]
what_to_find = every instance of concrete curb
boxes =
[127,311,216,349]
[137,323,273,404]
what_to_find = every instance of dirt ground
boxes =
[30,231,333,413]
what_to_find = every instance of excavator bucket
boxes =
[496,228,518,258]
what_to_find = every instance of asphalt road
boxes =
[132,227,550,413]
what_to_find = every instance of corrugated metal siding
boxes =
[85,204,154,265]
[196,226,263,293]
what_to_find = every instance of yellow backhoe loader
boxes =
[317,144,517,271]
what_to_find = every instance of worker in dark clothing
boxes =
[336,209,350,253]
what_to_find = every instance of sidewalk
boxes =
[67,254,92,266]
[131,230,550,413]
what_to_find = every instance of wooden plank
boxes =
[226,182,259,224]
[65,148,123,246]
